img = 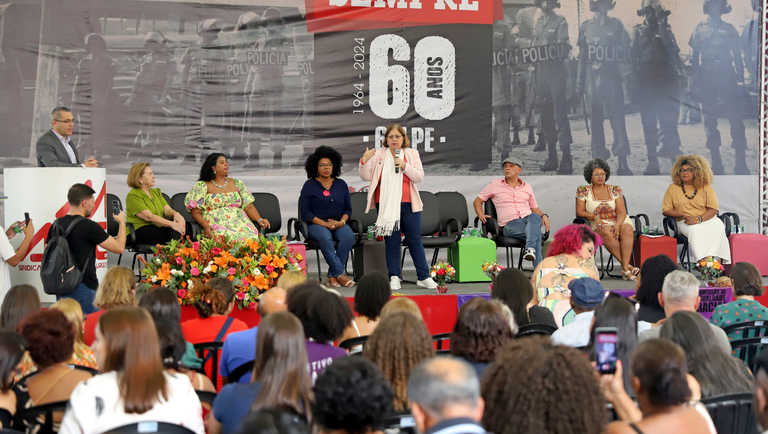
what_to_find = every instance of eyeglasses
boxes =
[54,118,76,125]
[679,168,693,174]
[387,134,403,140]
[318,163,333,168]
[593,173,606,178]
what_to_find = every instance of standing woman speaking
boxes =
[359,125,437,290]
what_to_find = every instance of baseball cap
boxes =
[569,278,605,308]
[502,157,522,168]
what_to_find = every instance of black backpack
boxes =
[40,216,91,295]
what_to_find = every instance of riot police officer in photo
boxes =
[577,0,633,176]
[631,0,682,175]
[689,0,748,175]
[531,0,574,174]
[125,31,177,158]
[492,17,515,162]
[180,19,225,164]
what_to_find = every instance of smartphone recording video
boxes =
[595,327,619,375]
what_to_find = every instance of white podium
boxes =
[3,168,107,303]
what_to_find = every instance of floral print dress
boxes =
[185,179,259,239]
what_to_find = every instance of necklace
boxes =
[213,177,228,189]
[318,177,333,190]
[680,183,697,200]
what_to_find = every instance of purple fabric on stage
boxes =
[457,287,732,320]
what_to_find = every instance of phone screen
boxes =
[112,200,120,215]
[24,212,29,225]
[595,330,618,375]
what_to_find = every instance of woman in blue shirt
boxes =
[300,146,355,287]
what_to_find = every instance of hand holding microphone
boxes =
[394,149,405,174]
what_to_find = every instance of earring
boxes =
[214,170,217,175]
[316,172,319,177]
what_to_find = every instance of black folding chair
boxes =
[339,336,369,352]
[194,342,224,386]
[431,333,451,350]
[169,192,200,239]
[16,400,68,434]
[722,320,768,340]
[381,413,417,434]
[480,200,550,270]
[516,323,558,338]
[104,422,196,434]
[729,337,768,373]
[701,392,759,434]
[251,192,282,236]
[663,212,738,271]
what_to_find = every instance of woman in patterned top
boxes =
[576,158,638,281]
[710,261,768,340]
[186,153,269,239]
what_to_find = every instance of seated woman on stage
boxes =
[300,146,355,287]
[125,162,185,246]
[662,154,730,264]
[576,158,638,281]
[186,153,269,239]
[531,224,601,327]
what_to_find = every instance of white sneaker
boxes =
[523,248,536,262]
[417,277,438,289]
[390,276,401,290]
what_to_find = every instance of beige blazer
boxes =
[358,147,425,213]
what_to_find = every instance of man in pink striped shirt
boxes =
[473,157,550,265]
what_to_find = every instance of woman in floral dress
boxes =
[186,153,270,239]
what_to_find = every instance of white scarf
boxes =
[374,149,403,237]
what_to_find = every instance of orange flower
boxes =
[228,275,235,281]
[156,263,171,286]
[269,271,278,279]
[251,274,269,290]
[181,281,187,288]
[247,240,260,251]
[213,254,229,268]
[210,264,218,273]
[259,254,272,266]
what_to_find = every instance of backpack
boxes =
[40,216,92,295]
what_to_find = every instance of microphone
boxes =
[395,149,402,174]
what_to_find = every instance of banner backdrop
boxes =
[0,0,761,234]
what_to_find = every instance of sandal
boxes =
[327,277,341,288]
[337,275,356,287]
[621,269,638,282]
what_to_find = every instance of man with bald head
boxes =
[407,357,487,434]
[219,287,287,384]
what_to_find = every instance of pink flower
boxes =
[290,258,296,264]
[211,247,222,255]
[247,301,256,310]
[266,265,275,273]
[236,291,246,300]
[192,241,200,251]
[437,268,446,276]
[190,267,200,277]
[177,289,187,298]
[175,256,184,265]
[228,267,237,275]
[243,280,250,287]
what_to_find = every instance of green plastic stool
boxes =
[449,237,496,282]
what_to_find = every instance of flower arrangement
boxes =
[430,260,455,294]
[482,260,504,280]
[696,256,723,285]
[138,234,303,310]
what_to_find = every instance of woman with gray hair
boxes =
[575,158,637,281]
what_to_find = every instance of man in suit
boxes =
[36,106,98,167]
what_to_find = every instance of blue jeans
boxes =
[503,213,543,266]
[56,283,98,315]
[307,223,355,278]
[383,203,430,281]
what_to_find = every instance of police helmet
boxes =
[143,31,167,45]
[84,33,107,53]
[703,0,731,14]
[534,0,561,8]
[197,18,224,35]
[589,0,616,12]
[637,0,671,17]
[262,7,286,27]
[235,12,262,31]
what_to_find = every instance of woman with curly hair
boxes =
[532,224,602,326]
[312,357,393,434]
[576,158,637,280]
[450,298,513,377]
[300,145,356,287]
[364,311,434,412]
[491,268,557,328]
[14,310,96,433]
[83,266,137,346]
[186,153,270,239]
[340,272,391,351]
[600,339,717,434]
[662,154,730,263]
[634,254,678,323]
[482,336,606,434]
